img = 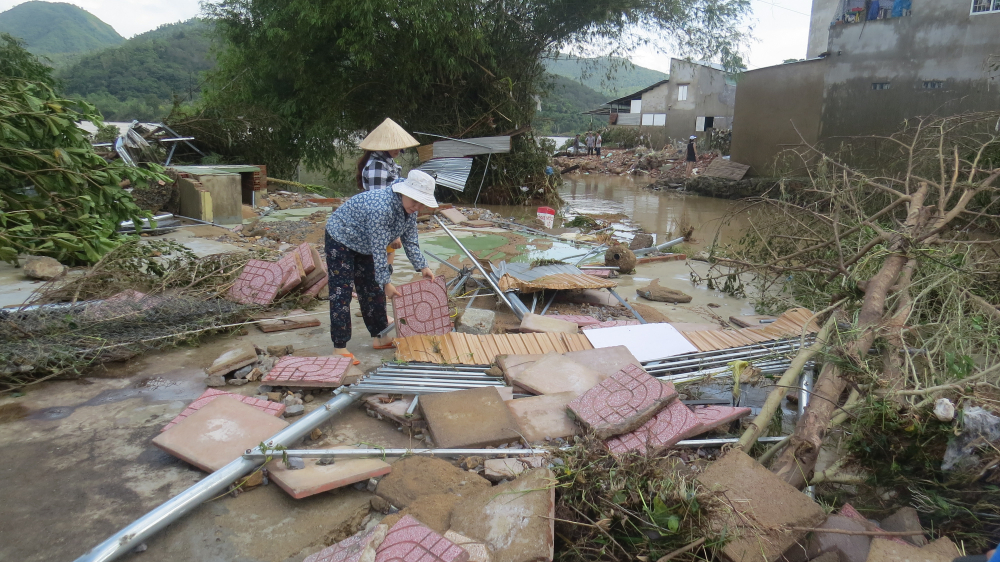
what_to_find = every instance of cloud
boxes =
[0,0,202,38]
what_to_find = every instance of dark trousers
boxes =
[325,232,388,348]
[595,147,601,157]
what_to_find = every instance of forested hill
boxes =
[544,55,668,98]
[57,19,216,121]
[535,74,608,135]
[0,1,123,56]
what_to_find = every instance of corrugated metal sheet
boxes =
[394,332,594,365]
[418,157,473,192]
[681,308,820,352]
[433,136,511,158]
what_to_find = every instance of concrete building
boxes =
[732,0,1000,175]
[596,59,736,141]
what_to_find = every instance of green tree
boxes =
[189,0,749,202]
[0,33,55,85]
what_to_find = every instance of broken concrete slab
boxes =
[364,394,426,428]
[563,345,644,376]
[839,504,909,546]
[420,387,522,448]
[450,468,555,562]
[440,208,469,224]
[206,342,259,375]
[263,356,361,388]
[457,308,495,335]
[304,524,388,562]
[443,530,491,562]
[269,447,391,499]
[258,309,321,332]
[152,397,289,473]
[385,493,462,535]
[878,507,927,546]
[497,354,545,385]
[295,242,317,274]
[511,352,606,396]
[635,279,692,303]
[228,259,285,305]
[696,449,826,562]
[505,391,580,443]
[161,388,285,431]
[689,405,752,435]
[519,313,579,334]
[865,537,959,562]
[376,514,470,562]
[807,515,872,562]
[605,389,704,456]
[567,364,677,439]
[483,457,547,483]
[376,456,491,508]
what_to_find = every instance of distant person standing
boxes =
[685,135,698,178]
[585,132,595,156]
[595,132,602,157]
[572,134,581,157]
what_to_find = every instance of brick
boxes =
[697,449,826,562]
[161,388,284,432]
[505,391,580,443]
[152,397,289,472]
[206,342,258,375]
[420,387,522,448]
[442,531,491,562]
[511,352,607,396]
[450,468,555,562]
[605,388,704,456]
[865,537,959,562]
[269,447,391,499]
[519,313,579,334]
[258,309,321,332]
[482,457,547,482]
[393,276,452,337]
[263,356,360,388]
[689,405,752,435]
[229,259,284,304]
[305,525,388,562]
[544,314,600,327]
[376,515,469,562]
[567,364,677,439]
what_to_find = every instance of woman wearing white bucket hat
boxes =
[324,169,439,363]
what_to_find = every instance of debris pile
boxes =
[552,147,718,179]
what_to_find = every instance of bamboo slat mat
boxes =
[681,308,820,352]
[394,332,594,365]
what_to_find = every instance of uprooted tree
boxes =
[174,0,750,202]
[698,112,1000,535]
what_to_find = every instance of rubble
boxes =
[22,256,66,280]
[205,343,259,376]
[456,308,495,335]
[878,507,927,546]
[482,457,547,482]
[566,364,677,439]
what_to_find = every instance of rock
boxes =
[205,375,227,387]
[806,515,872,562]
[604,244,637,273]
[371,495,392,513]
[258,384,272,393]
[284,404,305,417]
[267,392,282,402]
[22,256,66,280]
[629,233,654,250]
[933,398,955,422]
[206,343,259,376]
[636,278,693,303]
[310,428,323,441]
[287,457,305,470]
[482,457,547,483]
[132,543,148,554]
[460,456,484,470]
[865,537,959,562]
[389,493,463,534]
[458,308,496,335]
[227,377,249,386]
[233,365,253,378]
[284,395,303,407]
[303,394,315,403]
[879,507,927,546]
[375,456,491,508]
[691,250,712,262]
[450,468,555,562]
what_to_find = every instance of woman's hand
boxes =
[421,268,435,280]
[384,283,399,299]
[390,238,403,250]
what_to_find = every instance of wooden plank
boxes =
[432,136,511,158]
[702,158,750,181]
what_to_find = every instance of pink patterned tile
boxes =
[277,252,304,293]
[229,260,284,305]
[304,274,328,298]
[376,515,469,562]
[605,385,704,456]
[305,526,382,562]
[581,320,642,331]
[545,315,601,327]
[567,364,677,439]
[161,389,285,432]
[263,356,353,387]
[392,277,452,337]
[296,243,317,274]
[689,405,752,435]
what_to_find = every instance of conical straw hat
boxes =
[359,118,420,151]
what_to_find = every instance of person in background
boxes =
[586,131,595,157]
[572,134,581,157]
[324,170,438,364]
[355,118,420,268]
[685,135,698,178]
[595,132,603,158]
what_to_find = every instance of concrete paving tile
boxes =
[152,396,289,472]
[440,208,469,224]
[697,449,826,562]
[497,354,545,385]
[443,531,491,562]
[269,447,391,499]
[364,394,425,428]
[258,309,321,332]
[296,242,317,274]
[605,387,703,456]
[839,504,909,546]
[505,391,580,443]
[878,506,927,546]
[865,537,959,562]
[161,388,285,431]
[420,387,522,448]
[689,405,752,435]
[376,514,469,562]
[376,456,491,509]
[228,259,284,304]
[519,313,579,334]
[510,352,607,396]
[304,525,387,562]
[263,356,357,387]
[482,457,547,482]
[206,342,259,375]
[562,345,644,376]
[277,251,306,294]
[450,468,555,562]
[393,277,452,337]
[544,314,600,327]
[567,364,677,439]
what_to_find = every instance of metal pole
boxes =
[243,447,550,460]
[74,391,360,562]
[800,367,816,499]
[435,217,522,319]
[607,287,647,324]
[539,291,558,315]
[633,236,686,256]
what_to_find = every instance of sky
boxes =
[0,0,812,70]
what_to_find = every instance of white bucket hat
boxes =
[392,169,439,208]
[689,135,697,140]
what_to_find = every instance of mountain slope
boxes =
[544,55,668,98]
[535,74,608,135]
[0,1,123,55]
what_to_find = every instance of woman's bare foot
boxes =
[373,335,394,349]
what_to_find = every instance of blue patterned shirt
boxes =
[325,185,428,285]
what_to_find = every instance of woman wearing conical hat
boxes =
[355,118,421,269]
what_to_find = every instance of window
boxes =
[922,80,945,89]
[630,99,642,114]
[704,116,715,129]
[641,114,654,126]
[695,116,706,132]
[872,82,891,90]
[652,114,666,126]
[677,84,689,101]
[972,0,1000,13]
